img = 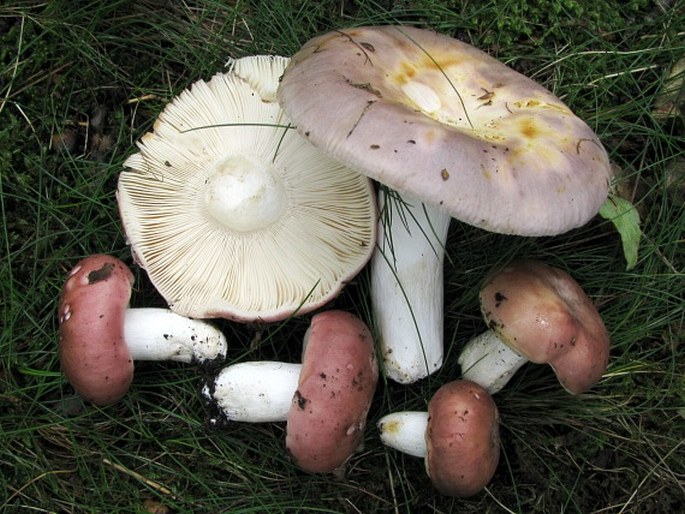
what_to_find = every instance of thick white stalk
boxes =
[377,411,428,458]
[372,190,451,384]
[457,330,528,394]
[202,361,302,422]
[124,308,227,363]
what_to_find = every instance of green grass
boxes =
[2,0,684,512]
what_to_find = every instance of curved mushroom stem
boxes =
[372,189,451,384]
[457,330,528,394]
[377,411,429,458]
[124,308,227,363]
[202,361,302,423]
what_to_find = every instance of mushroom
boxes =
[58,254,227,405]
[117,55,376,322]
[458,260,611,394]
[378,379,500,497]
[286,310,379,473]
[277,26,612,383]
[203,310,378,473]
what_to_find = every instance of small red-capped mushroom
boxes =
[59,254,135,405]
[378,379,500,497]
[458,260,611,394]
[427,380,501,497]
[203,310,379,473]
[286,310,379,473]
[58,254,227,405]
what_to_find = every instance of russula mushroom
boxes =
[277,26,612,383]
[203,310,378,473]
[58,254,227,405]
[286,310,379,473]
[117,55,376,322]
[378,379,500,497]
[458,260,611,394]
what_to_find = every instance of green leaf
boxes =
[599,194,642,270]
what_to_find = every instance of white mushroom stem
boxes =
[202,361,301,423]
[372,190,451,384]
[124,308,227,363]
[457,330,528,394]
[378,411,429,458]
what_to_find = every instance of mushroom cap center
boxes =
[204,153,287,232]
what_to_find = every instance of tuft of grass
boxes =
[2,1,684,513]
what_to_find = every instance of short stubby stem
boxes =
[378,411,429,458]
[204,154,287,232]
[125,308,227,363]
[202,361,302,423]
[457,330,528,394]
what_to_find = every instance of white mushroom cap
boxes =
[277,26,612,236]
[118,56,376,321]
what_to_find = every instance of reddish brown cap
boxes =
[426,379,500,497]
[286,310,378,473]
[480,260,610,394]
[58,254,135,405]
